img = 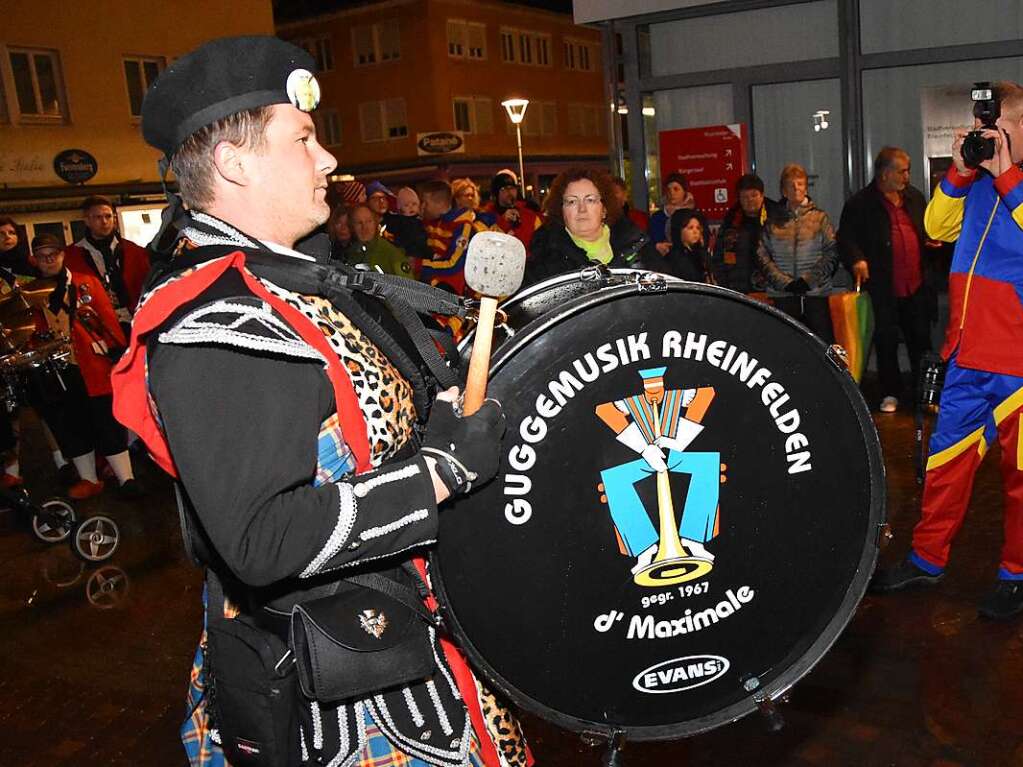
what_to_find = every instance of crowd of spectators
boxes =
[321,149,931,414]
[0,145,932,503]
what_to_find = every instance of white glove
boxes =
[654,420,704,453]
[681,388,697,407]
[641,444,668,473]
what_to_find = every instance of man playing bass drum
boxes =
[112,36,528,767]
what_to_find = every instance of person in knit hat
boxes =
[336,179,367,206]
[366,179,393,218]
[479,171,542,257]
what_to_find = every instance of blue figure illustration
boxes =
[595,367,720,574]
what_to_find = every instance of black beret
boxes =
[142,35,319,158]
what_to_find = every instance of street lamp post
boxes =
[501,98,529,197]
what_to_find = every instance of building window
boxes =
[566,103,603,137]
[447,20,485,59]
[541,101,557,135]
[501,29,516,63]
[510,100,556,137]
[316,108,342,146]
[8,47,66,118]
[467,23,486,59]
[518,33,533,65]
[298,37,334,72]
[353,26,376,65]
[359,98,407,142]
[499,29,551,67]
[564,39,594,72]
[447,20,465,57]
[352,22,401,67]
[123,57,164,118]
[452,96,493,134]
[378,22,401,62]
[535,35,550,66]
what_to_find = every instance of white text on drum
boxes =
[592,586,755,640]
[661,331,812,475]
[503,332,653,525]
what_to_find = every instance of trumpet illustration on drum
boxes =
[596,367,722,587]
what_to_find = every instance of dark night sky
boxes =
[273,0,574,24]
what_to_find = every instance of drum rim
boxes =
[434,274,885,742]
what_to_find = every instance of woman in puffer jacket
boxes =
[756,163,838,342]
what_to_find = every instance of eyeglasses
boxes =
[562,195,602,208]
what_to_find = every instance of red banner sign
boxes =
[658,124,748,220]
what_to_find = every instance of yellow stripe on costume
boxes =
[1018,413,1023,471]
[959,199,1000,331]
[994,385,1023,425]
[924,185,966,242]
[926,425,986,471]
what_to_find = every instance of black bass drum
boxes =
[431,268,885,741]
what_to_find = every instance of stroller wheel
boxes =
[72,515,120,562]
[85,565,129,609]
[31,499,77,544]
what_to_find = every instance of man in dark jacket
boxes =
[115,35,517,766]
[711,174,780,292]
[839,146,932,412]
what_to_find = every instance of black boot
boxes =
[869,558,944,593]
[978,581,1023,620]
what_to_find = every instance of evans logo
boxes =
[632,655,730,694]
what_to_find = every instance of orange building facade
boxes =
[277,0,609,197]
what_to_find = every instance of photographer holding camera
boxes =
[872,82,1023,620]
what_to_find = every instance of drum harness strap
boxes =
[150,211,465,413]
[143,211,469,673]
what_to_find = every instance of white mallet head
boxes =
[464,231,526,298]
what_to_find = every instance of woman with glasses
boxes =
[525,167,652,286]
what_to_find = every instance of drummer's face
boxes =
[0,225,16,253]
[562,179,605,241]
[33,248,63,277]
[84,205,116,239]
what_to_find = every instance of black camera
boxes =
[961,82,1001,170]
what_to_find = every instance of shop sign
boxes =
[53,149,99,185]
[416,131,465,156]
[658,124,748,220]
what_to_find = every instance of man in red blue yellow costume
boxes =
[418,180,489,295]
[872,81,1023,620]
[112,35,527,767]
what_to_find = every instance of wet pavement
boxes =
[1,402,1021,767]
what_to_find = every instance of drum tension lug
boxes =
[601,728,626,766]
[580,729,626,765]
[877,522,894,549]
[743,675,786,733]
[826,343,850,373]
[634,272,667,293]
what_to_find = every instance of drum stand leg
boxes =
[914,404,925,485]
[600,729,625,767]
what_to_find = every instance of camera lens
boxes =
[961,131,996,170]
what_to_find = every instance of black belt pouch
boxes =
[290,579,436,702]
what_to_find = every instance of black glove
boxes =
[421,398,506,496]
[785,277,810,295]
